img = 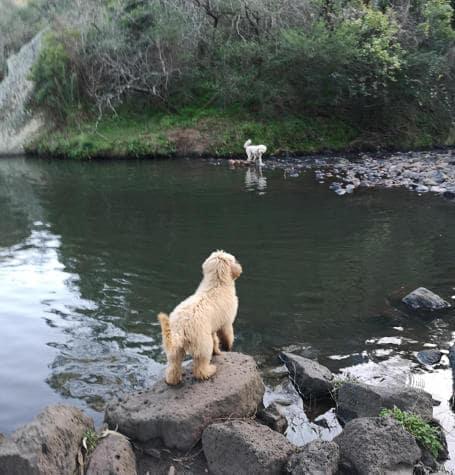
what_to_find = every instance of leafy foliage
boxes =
[82,428,99,454]
[29,32,81,121]
[380,407,443,458]
[2,0,455,145]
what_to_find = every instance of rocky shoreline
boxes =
[1,356,453,474]
[221,148,455,201]
[1,288,453,474]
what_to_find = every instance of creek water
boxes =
[1,156,454,467]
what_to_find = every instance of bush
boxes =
[2,0,452,143]
[379,407,443,458]
[29,31,81,122]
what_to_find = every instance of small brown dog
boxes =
[158,250,242,385]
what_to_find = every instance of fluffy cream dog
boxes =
[244,139,267,166]
[158,250,242,385]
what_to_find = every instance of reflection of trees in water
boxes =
[0,157,45,248]
[11,158,455,410]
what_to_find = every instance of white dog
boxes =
[158,250,242,385]
[244,139,267,166]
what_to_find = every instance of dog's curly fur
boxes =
[244,139,267,166]
[158,250,242,385]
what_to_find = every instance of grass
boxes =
[379,407,443,458]
[82,428,99,454]
[26,106,360,159]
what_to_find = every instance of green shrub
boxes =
[379,407,443,458]
[30,31,81,122]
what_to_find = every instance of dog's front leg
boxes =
[217,324,234,351]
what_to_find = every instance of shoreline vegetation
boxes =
[1,0,454,160]
[25,107,454,160]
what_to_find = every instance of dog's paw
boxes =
[194,364,217,380]
[165,375,182,385]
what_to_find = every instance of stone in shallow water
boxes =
[336,381,433,424]
[402,287,451,312]
[104,352,264,450]
[416,349,442,366]
[279,351,333,400]
[257,401,288,434]
[415,184,429,193]
[335,417,421,475]
[202,420,294,475]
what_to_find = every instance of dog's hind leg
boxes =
[217,324,234,351]
[165,347,185,385]
[193,336,217,380]
[212,333,221,355]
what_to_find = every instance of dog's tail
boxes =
[158,312,173,352]
[244,139,252,148]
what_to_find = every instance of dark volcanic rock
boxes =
[257,402,288,434]
[105,352,264,450]
[0,405,94,475]
[286,439,340,475]
[336,382,433,424]
[335,417,421,475]
[279,352,334,400]
[402,287,450,312]
[86,433,137,475]
[202,420,294,475]
[416,349,442,366]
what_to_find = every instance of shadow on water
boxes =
[0,156,455,469]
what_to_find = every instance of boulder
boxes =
[86,433,137,475]
[402,288,450,312]
[202,420,294,475]
[0,405,94,475]
[105,352,264,450]
[416,349,442,366]
[0,437,34,475]
[336,382,433,424]
[279,352,333,400]
[286,439,340,475]
[335,417,421,475]
[257,402,288,434]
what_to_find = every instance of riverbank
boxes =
[24,107,454,160]
[1,349,452,474]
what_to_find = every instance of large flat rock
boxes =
[105,352,264,450]
[202,420,294,475]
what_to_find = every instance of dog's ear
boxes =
[215,256,231,282]
[202,253,230,282]
[230,260,242,280]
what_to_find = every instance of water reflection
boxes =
[1,156,455,471]
[244,167,267,194]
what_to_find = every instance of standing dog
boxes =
[158,250,242,385]
[244,139,267,166]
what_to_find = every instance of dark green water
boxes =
[1,157,455,457]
